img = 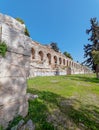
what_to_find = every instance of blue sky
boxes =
[0,0,99,63]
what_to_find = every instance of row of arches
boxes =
[31,48,80,68]
[31,48,67,65]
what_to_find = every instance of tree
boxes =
[15,18,30,37]
[83,18,99,78]
[92,50,99,78]
[63,51,73,60]
[50,42,59,52]
[92,50,99,64]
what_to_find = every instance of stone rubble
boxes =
[27,93,38,100]
[11,119,35,130]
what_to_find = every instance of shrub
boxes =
[15,18,30,37]
[24,27,30,37]
[15,18,24,24]
[0,41,7,57]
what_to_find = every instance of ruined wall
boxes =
[29,42,91,77]
[0,13,25,34]
[0,14,31,128]
[29,42,67,77]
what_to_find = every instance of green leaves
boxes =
[50,42,59,52]
[15,18,24,24]
[0,41,7,57]
[63,51,73,60]
[24,26,30,37]
[92,50,99,64]
[15,17,30,37]
[84,18,99,73]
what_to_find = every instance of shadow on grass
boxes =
[66,74,99,83]
[26,88,99,130]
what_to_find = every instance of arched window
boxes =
[47,53,51,64]
[63,59,65,65]
[39,51,43,61]
[72,62,74,67]
[67,60,68,66]
[74,63,76,68]
[69,61,71,67]
[31,48,35,59]
[59,57,62,64]
[54,56,57,64]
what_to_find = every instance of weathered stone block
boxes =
[0,14,31,128]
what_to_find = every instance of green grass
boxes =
[27,74,99,130]
[8,74,99,130]
[0,126,3,130]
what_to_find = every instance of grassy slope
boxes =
[8,74,99,130]
[26,74,99,130]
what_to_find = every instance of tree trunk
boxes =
[96,64,99,79]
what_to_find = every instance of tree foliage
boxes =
[15,18,30,37]
[84,18,99,78]
[92,50,99,64]
[63,51,73,60]
[50,42,59,52]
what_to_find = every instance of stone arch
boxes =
[71,61,73,67]
[54,56,57,64]
[59,57,62,64]
[31,48,35,59]
[39,51,44,61]
[63,59,65,65]
[67,60,68,67]
[47,53,51,64]
[74,63,76,68]
[69,61,71,67]
[67,67,71,75]
[72,62,73,67]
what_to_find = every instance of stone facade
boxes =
[0,13,91,128]
[0,13,31,128]
[29,42,90,77]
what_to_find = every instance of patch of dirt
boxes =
[50,80,59,83]
[47,109,75,130]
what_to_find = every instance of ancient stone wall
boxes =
[0,14,31,128]
[0,13,25,34]
[29,42,91,77]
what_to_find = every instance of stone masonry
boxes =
[0,13,31,128]
[0,13,91,128]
